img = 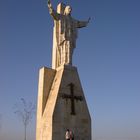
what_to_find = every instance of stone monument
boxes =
[36,0,92,140]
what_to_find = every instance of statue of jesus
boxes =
[48,0,90,68]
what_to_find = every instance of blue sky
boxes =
[0,0,140,140]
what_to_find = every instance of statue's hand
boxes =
[88,17,91,23]
[48,0,50,4]
[47,0,52,8]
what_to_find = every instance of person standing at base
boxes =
[70,130,74,140]
[65,129,70,140]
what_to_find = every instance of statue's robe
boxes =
[49,3,88,68]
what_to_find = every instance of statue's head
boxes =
[64,5,72,15]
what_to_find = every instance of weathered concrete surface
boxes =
[36,65,91,140]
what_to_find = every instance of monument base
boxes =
[36,65,91,140]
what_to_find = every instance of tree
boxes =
[14,98,35,140]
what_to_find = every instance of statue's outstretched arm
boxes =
[76,17,91,28]
[47,0,60,20]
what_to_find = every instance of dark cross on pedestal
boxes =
[61,83,83,115]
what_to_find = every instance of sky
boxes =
[0,0,140,140]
